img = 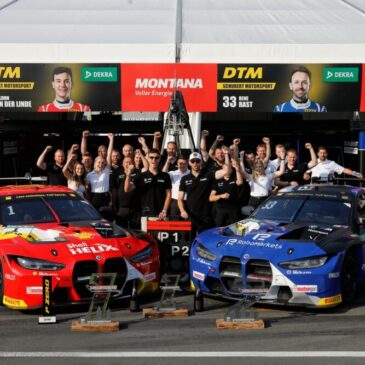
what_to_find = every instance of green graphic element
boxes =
[81,67,118,82]
[322,67,358,83]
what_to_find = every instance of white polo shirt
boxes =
[86,167,111,193]
[309,159,344,179]
[168,168,190,200]
[248,173,274,197]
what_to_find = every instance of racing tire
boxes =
[341,253,358,305]
[0,261,4,306]
[194,288,204,312]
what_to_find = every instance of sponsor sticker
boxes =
[318,294,342,306]
[292,285,318,293]
[221,270,241,277]
[225,238,282,250]
[286,270,312,275]
[144,272,157,282]
[5,274,15,280]
[26,286,43,295]
[328,272,340,279]
[192,270,205,281]
[67,242,119,255]
[3,296,27,309]
[196,257,211,266]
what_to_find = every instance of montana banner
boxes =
[121,63,217,112]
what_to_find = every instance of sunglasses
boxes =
[149,156,160,160]
[190,159,201,164]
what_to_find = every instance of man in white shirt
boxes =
[306,146,362,182]
[163,155,190,217]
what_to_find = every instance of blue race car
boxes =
[190,185,365,310]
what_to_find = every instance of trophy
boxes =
[71,273,120,332]
[216,278,267,329]
[143,274,189,318]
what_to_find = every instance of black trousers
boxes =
[248,195,268,209]
[90,192,110,211]
[212,204,240,227]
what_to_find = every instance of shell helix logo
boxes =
[0,66,20,79]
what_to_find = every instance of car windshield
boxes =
[0,194,101,225]
[252,195,351,225]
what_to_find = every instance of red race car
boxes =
[0,185,160,310]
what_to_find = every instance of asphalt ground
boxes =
[1,289,365,364]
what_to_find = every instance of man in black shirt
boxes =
[125,148,171,219]
[111,156,141,228]
[276,143,317,187]
[209,159,244,226]
[178,151,230,234]
[36,146,67,186]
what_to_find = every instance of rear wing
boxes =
[0,173,47,186]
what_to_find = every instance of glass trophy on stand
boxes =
[71,273,120,332]
[155,274,180,312]
[143,273,189,318]
[217,278,266,329]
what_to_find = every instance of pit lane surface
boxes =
[1,291,365,365]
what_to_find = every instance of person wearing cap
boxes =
[178,149,231,234]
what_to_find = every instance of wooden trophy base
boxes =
[71,320,120,332]
[143,308,189,318]
[216,318,265,330]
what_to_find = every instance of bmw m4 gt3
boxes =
[0,185,160,310]
[190,185,365,309]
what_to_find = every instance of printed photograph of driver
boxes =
[273,66,327,112]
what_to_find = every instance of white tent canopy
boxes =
[0,0,365,63]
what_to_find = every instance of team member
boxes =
[256,137,271,166]
[86,156,111,211]
[150,131,179,171]
[62,156,88,198]
[274,66,327,113]
[209,158,244,226]
[267,144,287,173]
[36,145,67,186]
[276,143,317,187]
[38,67,90,112]
[112,156,141,228]
[124,148,171,220]
[86,134,113,211]
[207,134,225,171]
[241,151,286,209]
[81,152,93,174]
[122,144,134,159]
[163,155,190,217]
[178,150,230,234]
[305,146,362,182]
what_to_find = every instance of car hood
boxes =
[196,218,356,261]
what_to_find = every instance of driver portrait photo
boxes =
[38,66,91,112]
[273,66,327,113]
